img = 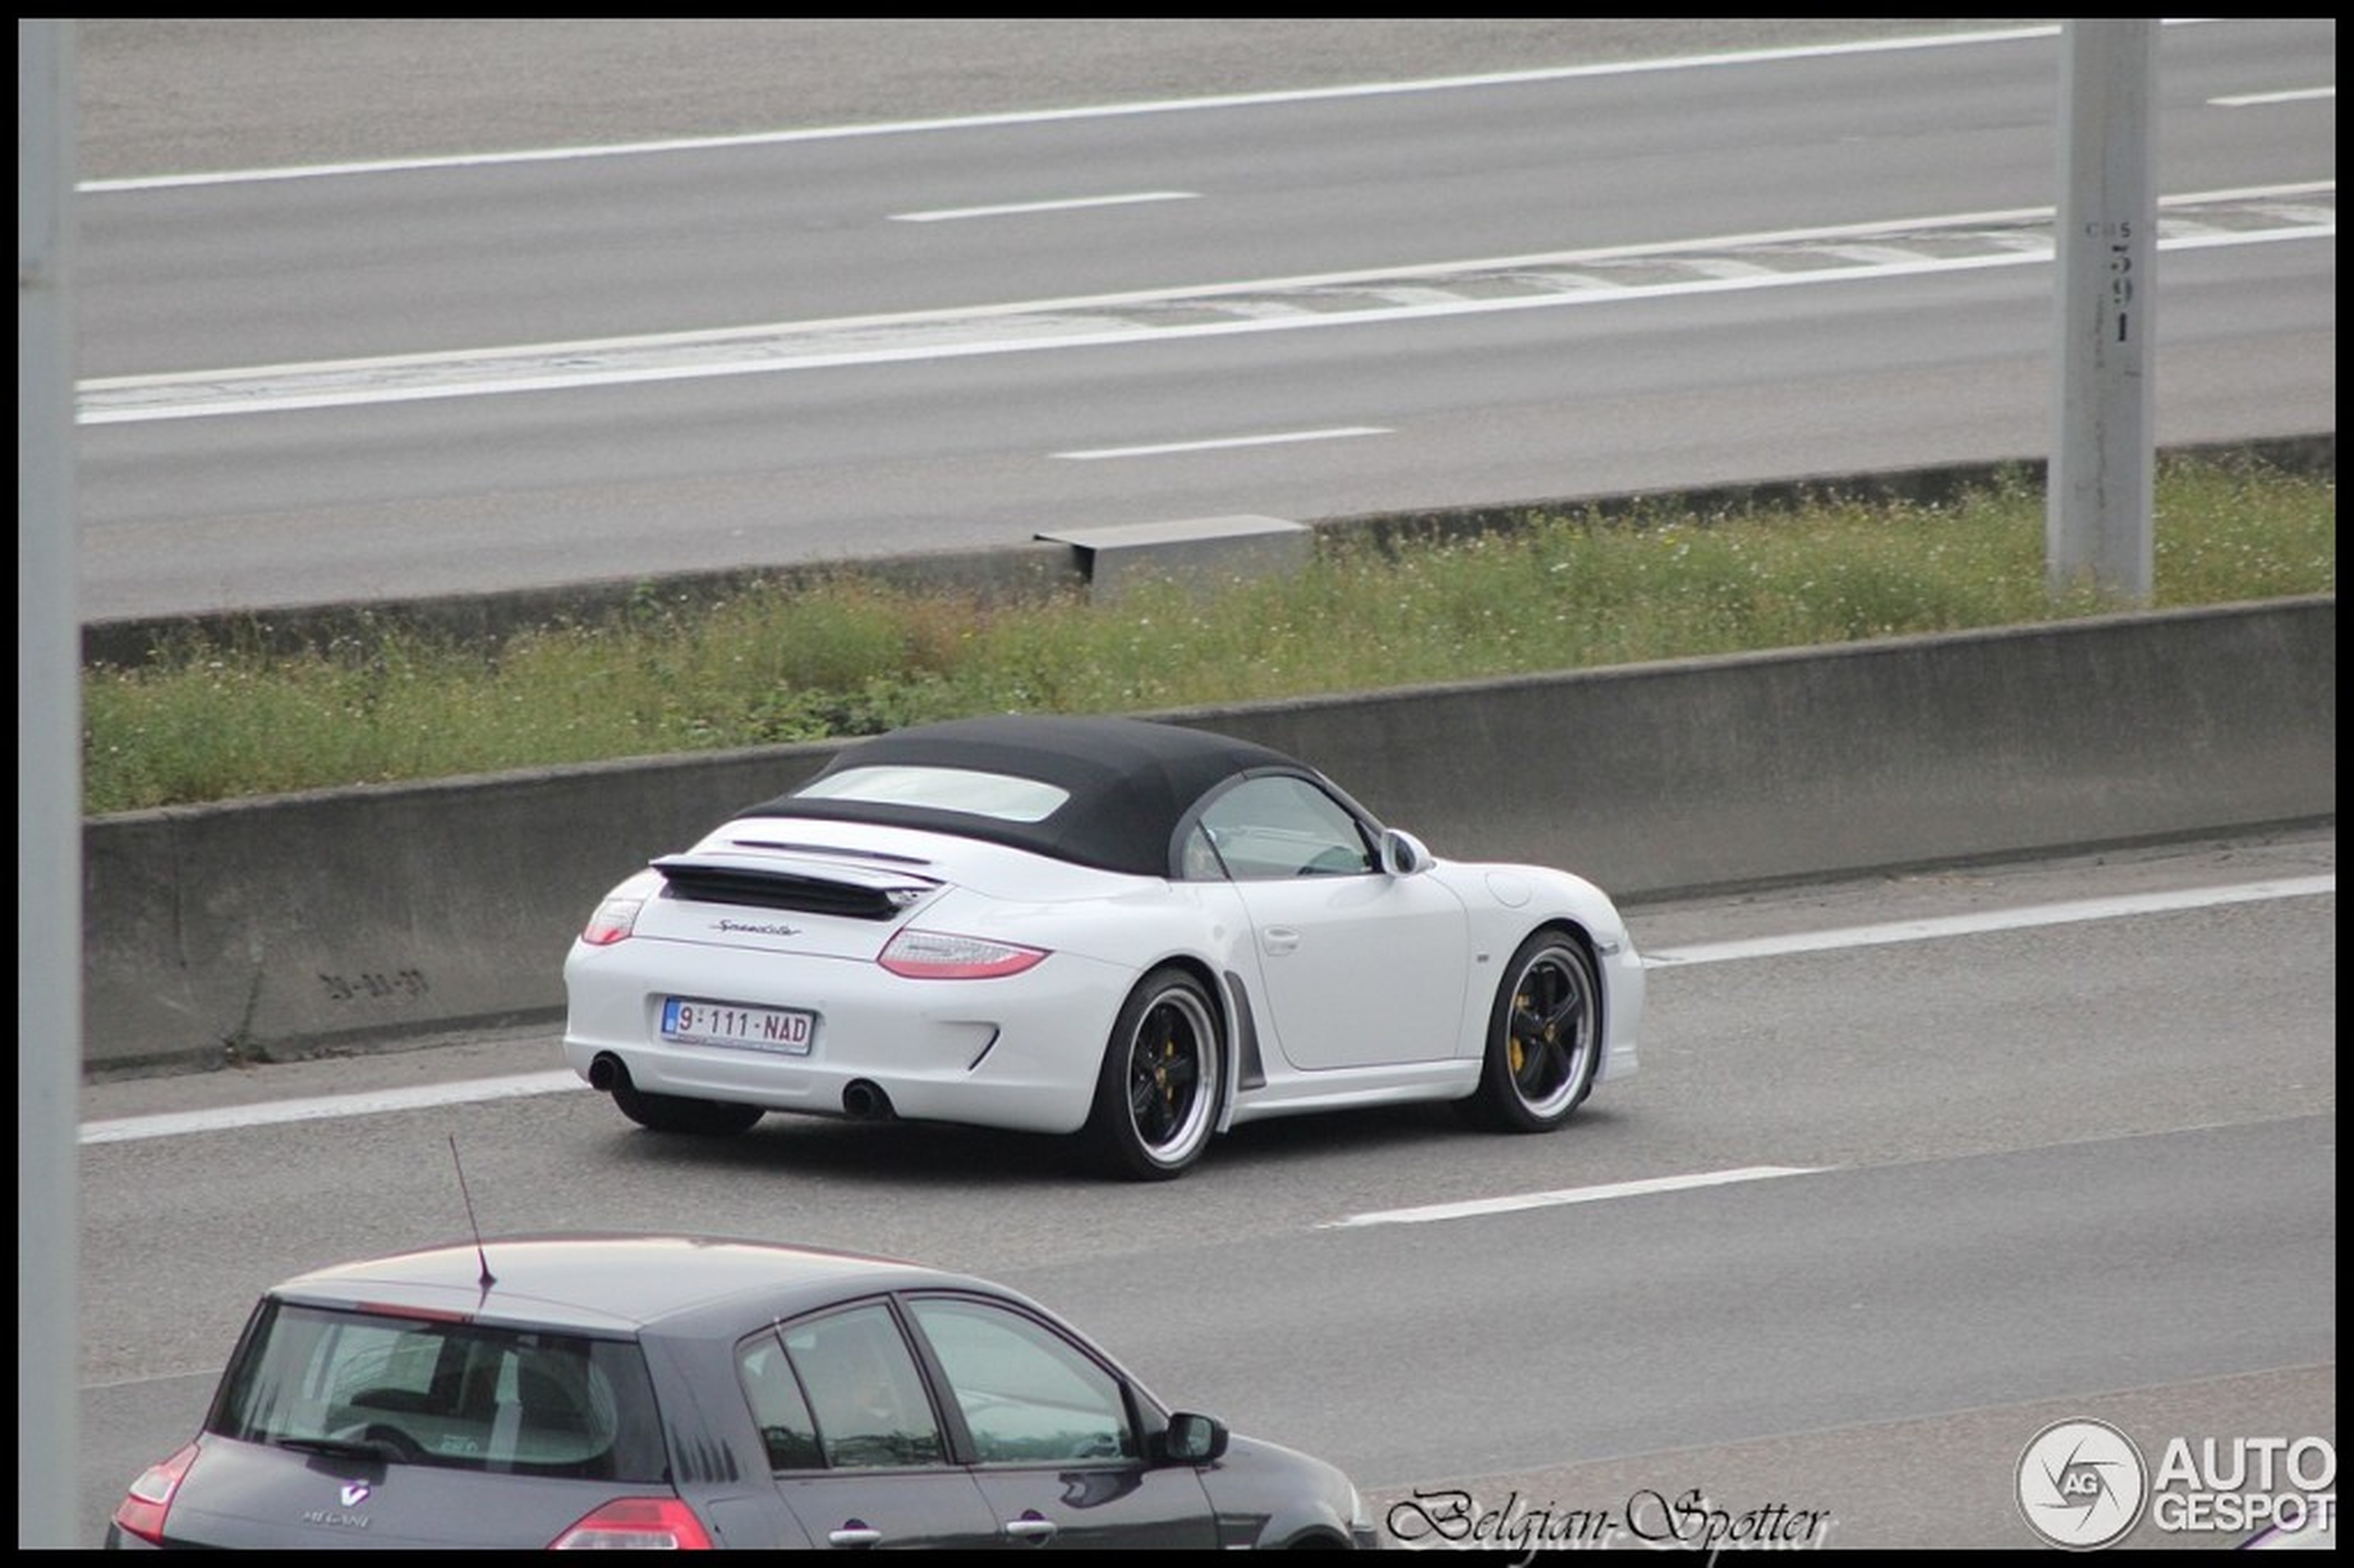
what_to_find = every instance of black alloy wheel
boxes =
[1087,967,1222,1180]
[1472,929,1601,1132]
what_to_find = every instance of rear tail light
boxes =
[580,895,645,947]
[550,1496,715,1549]
[111,1442,199,1546]
[878,929,1050,980]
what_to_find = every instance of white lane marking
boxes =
[73,218,2334,426]
[77,26,2073,194]
[1324,1166,1823,1228]
[893,191,1198,221]
[1055,426,1391,460]
[2211,87,2335,107]
[78,875,2329,1145]
[77,182,2330,424]
[88,179,2340,386]
[1642,875,2335,968]
[78,1070,582,1145]
[95,205,2100,386]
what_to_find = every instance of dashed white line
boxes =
[1054,427,1391,460]
[893,191,1198,221]
[1323,1166,1824,1228]
[2210,87,2335,107]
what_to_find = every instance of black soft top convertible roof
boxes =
[741,715,1321,877]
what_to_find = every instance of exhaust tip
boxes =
[588,1053,627,1094]
[842,1080,895,1121]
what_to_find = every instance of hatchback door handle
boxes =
[1003,1510,1059,1544]
[1261,926,1301,956]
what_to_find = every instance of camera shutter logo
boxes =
[2019,1419,2147,1549]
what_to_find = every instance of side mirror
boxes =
[1380,828,1432,876]
[1161,1411,1230,1465]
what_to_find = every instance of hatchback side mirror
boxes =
[1380,828,1432,876]
[1161,1411,1230,1464]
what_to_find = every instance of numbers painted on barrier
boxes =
[317,968,432,1004]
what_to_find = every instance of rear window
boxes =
[794,765,1069,823]
[209,1300,668,1483]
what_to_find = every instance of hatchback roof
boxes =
[268,1233,963,1334]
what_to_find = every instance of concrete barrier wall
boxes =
[82,596,2335,1078]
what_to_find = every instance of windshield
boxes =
[209,1299,669,1483]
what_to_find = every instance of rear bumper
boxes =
[563,938,1133,1134]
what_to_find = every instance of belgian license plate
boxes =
[661,997,816,1055]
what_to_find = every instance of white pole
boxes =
[18,16,83,1550]
[2048,19,2157,602]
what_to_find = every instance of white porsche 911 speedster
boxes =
[563,714,1642,1179]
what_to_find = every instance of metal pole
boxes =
[18,15,83,1550]
[2048,19,2157,602]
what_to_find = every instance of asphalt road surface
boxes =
[60,19,2335,619]
[73,829,2336,1549]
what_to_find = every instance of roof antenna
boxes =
[448,1133,497,1288]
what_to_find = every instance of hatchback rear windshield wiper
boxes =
[272,1435,405,1462]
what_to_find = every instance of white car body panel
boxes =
[1224,871,1474,1070]
[561,715,1642,1173]
[565,828,1642,1133]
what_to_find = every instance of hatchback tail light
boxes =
[550,1496,715,1549]
[111,1442,199,1546]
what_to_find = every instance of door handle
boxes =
[1003,1509,1059,1544]
[828,1519,883,1548]
[1261,926,1301,956]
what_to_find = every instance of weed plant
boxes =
[82,457,2334,815]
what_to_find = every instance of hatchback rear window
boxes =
[209,1300,668,1483]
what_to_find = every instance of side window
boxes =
[737,1332,822,1472]
[779,1304,945,1470]
[1196,776,1373,880]
[1177,823,1227,881]
[905,1296,1135,1465]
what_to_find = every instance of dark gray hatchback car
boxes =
[106,1233,1374,1549]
